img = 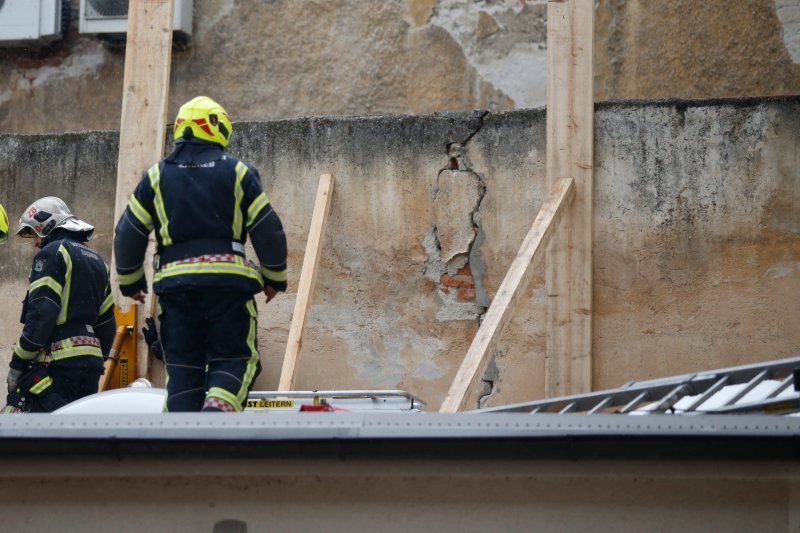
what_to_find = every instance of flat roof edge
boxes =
[0,413,798,461]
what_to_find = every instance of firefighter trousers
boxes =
[25,357,103,413]
[159,290,261,412]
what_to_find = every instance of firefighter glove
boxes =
[142,317,164,361]
[6,368,21,393]
[3,391,25,413]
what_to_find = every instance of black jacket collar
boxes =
[164,139,225,165]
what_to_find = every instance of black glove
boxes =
[142,317,164,361]
[3,391,26,413]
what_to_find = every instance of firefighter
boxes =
[114,96,288,412]
[5,197,116,413]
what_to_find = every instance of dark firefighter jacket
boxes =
[11,229,116,371]
[113,139,288,297]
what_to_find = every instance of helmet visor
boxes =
[16,225,37,239]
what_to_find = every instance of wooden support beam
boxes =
[278,174,336,391]
[545,0,594,397]
[439,178,576,413]
[111,0,175,381]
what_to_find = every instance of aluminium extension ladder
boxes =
[245,390,426,413]
[473,356,800,416]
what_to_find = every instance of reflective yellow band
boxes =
[118,266,145,286]
[148,164,172,246]
[236,300,259,404]
[155,257,263,286]
[232,162,247,240]
[39,347,103,362]
[56,245,72,326]
[99,293,114,315]
[261,266,288,283]
[29,276,63,294]
[127,195,154,231]
[246,192,270,227]
[207,387,242,412]
[35,338,103,363]
[29,376,53,395]
[14,343,38,361]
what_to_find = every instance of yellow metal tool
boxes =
[98,305,138,391]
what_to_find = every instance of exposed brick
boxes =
[441,263,475,289]
[456,288,476,302]
[441,274,474,289]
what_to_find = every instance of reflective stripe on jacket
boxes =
[11,232,116,371]
[114,140,288,296]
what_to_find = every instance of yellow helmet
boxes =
[0,202,7,243]
[174,96,232,148]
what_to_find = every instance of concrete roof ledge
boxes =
[0,412,798,461]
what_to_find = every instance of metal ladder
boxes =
[472,356,800,415]
[245,390,427,413]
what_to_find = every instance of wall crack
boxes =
[428,111,490,323]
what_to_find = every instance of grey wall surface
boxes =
[0,97,798,410]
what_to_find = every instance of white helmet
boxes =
[16,197,94,240]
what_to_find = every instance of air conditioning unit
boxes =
[79,0,192,39]
[0,0,66,46]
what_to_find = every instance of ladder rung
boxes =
[558,402,576,414]
[619,392,648,414]
[723,370,769,406]
[648,385,688,412]
[587,396,613,415]
[684,376,730,412]
[765,375,794,399]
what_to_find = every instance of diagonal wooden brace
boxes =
[439,177,576,413]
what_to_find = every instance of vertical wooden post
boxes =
[278,174,335,391]
[545,0,594,397]
[111,0,175,381]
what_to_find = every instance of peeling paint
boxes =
[30,44,107,88]
[433,170,482,262]
[435,297,483,321]
[429,0,548,108]
[777,0,800,63]
[423,225,445,282]
[408,0,437,26]
[765,261,800,279]
[478,356,498,409]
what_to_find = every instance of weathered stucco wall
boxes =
[1,0,800,134]
[0,97,798,410]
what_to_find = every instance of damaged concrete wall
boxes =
[2,0,800,134]
[0,97,797,410]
